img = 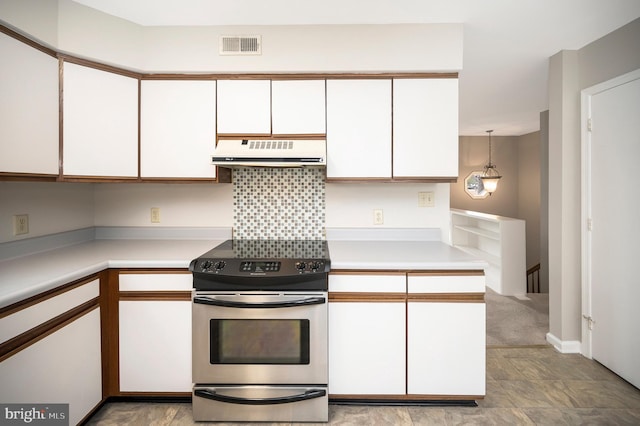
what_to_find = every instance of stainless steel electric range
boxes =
[189,239,330,423]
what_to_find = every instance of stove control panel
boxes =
[240,261,281,273]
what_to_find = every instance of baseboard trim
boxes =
[546,332,581,353]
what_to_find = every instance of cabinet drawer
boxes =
[119,273,192,291]
[329,273,405,293]
[0,279,99,344]
[407,273,484,294]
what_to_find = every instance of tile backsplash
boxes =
[232,168,325,240]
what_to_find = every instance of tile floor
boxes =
[86,346,640,425]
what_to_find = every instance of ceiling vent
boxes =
[219,35,262,55]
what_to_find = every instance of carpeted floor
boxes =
[485,288,549,346]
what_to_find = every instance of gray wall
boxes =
[547,18,640,350]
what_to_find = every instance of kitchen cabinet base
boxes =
[330,395,480,406]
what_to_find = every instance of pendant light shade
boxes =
[480,130,501,195]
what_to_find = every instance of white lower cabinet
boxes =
[119,300,192,392]
[118,272,192,393]
[407,273,486,396]
[329,271,486,399]
[329,302,406,395]
[328,273,406,395]
[408,302,485,395]
[0,309,102,426]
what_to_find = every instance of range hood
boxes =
[211,139,326,168]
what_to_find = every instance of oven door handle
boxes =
[193,296,326,308]
[194,388,326,405]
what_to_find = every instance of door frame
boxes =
[580,68,640,358]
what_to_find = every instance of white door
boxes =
[584,70,640,388]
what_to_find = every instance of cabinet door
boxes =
[0,33,59,175]
[329,302,406,395]
[0,309,102,426]
[326,80,392,178]
[63,62,138,177]
[141,80,217,178]
[328,273,406,395]
[393,78,458,178]
[217,80,271,134]
[272,80,326,134]
[408,302,485,396]
[119,300,192,392]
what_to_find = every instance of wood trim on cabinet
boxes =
[0,172,58,182]
[143,72,458,80]
[58,57,64,180]
[0,298,99,363]
[329,292,406,303]
[329,394,482,401]
[408,270,485,277]
[0,274,101,319]
[407,293,485,303]
[119,291,192,301]
[326,177,458,183]
[329,270,407,275]
[58,54,143,80]
[217,134,327,140]
[101,269,120,398]
[0,24,57,57]
[117,392,192,398]
[118,268,190,275]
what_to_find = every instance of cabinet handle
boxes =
[193,296,326,309]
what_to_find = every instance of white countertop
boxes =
[0,239,222,309]
[0,232,487,309]
[328,240,487,271]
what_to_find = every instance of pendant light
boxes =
[480,130,501,195]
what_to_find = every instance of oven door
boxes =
[192,291,328,385]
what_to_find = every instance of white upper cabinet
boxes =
[326,79,392,178]
[62,62,138,178]
[272,80,326,135]
[0,33,59,175]
[217,80,271,134]
[393,78,459,178]
[140,80,217,178]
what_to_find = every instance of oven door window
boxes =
[210,319,310,364]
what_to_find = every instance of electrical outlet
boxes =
[418,191,435,207]
[151,207,160,223]
[13,214,29,235]
[373,209,384,225]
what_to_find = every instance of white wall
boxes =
[1,0,462,74]
[92,183,233,228]
[326,182,451,243]
[0,182,94,243]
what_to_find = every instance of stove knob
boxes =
[214,261,226,270]
[201,260,213,271]
[309,261,321,271]
[295,262,307,271]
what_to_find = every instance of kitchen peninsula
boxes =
[0,227,487,424]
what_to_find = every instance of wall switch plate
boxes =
[418,191,435,207]
[13,214,29,235]
[151,207,161,223]
[373,209,384,225]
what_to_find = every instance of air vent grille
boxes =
[220,35,262,55]
[249,140,294,150]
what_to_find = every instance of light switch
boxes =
[418,192,435,207]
